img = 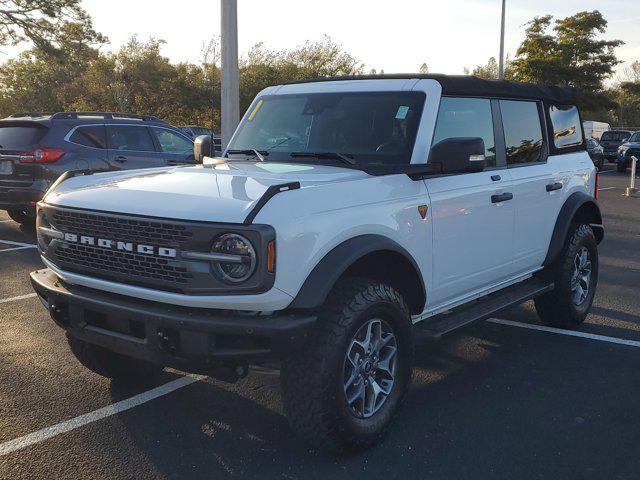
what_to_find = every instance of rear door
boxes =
[105,125,166,170]
[149,127,196,165]
[0,122,49,183]
[425,97,516,307]
[499,99,562,275]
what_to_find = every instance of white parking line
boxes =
[488,318,640,348]
[0,374,205,456]
[598,186,616,191]
[0,239,37,248]
[0,246,36,253]
[0,293,37,304]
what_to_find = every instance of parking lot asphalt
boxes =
[1,165,639,480]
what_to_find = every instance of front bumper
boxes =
[31,268,317,373]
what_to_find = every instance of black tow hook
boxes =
[157,328,180,355]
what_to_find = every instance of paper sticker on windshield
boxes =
[248,99,263,121]
[395,105,410,120]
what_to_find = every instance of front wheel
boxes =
[535,224,598,328]
[280,278,414,452]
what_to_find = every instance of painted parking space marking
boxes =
[598,186,616,191]
[0,246,36,253]
[0,239,37,248]
[0,374,205,456]
[0,293,38,304]
[488,318,640,348]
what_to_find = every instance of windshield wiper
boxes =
[290,151,356,166]
[226,149,268,162]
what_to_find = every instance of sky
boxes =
[1,0,639,78]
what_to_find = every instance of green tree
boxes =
[0,0,105,53]
[510,11,622,114]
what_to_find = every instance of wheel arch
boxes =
[543,191,604,266]
[289,235,426,315]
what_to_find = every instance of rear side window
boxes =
[500,100,543,165]
[0,125,47,148]
[106,125,156,152]
[432,97,496,167]
[69,125,107,149]
[549,105,583,149]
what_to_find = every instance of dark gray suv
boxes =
[0,112,195,224]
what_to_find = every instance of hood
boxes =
[44,161,370,223]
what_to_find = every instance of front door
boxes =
[149,127,196,166]
[106,125,166,170]
[425,97,515,308]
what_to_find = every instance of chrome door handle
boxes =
[491,192,513,203]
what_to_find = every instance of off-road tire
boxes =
[280,277,414,452]
[67,334,162,381]
[7,207,33,225]
[535,224,598,328]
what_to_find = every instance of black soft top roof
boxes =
[284,74,578,105]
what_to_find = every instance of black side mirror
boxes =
[429,137,486,174]
[194,135,213,163]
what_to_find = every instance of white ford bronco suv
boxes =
[31,75,603,451]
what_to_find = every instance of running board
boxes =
[415,278,554,339]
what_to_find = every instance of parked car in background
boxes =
[586,138,604,169]
[0,112,195,224]
[583,121,609,140]
[180,125,222,155]
[617,131,640,172]
[600,130,633,163]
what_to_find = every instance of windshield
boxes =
[601,131,631,142]
[227,92,425,167]
[628,132,640,142]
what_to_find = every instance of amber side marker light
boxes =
[267,241,276,273]
[418,205,428,219]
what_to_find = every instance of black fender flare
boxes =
[289,234,426,310]
[543,192,604,266]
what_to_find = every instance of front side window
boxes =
[106,125,156,152]
[628,132,640,142]
[69,125,107,149]
[152,128,193,154]
[228,92,425,166]
[431,97,496,167]
[549,105,583,149]
[500,100,543,165]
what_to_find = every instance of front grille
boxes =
[55,243,192,286]
[47,208,195,292]
[51,209,193,245]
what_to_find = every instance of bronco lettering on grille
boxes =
[62,232,177,258]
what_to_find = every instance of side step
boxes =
[415,277,554,339]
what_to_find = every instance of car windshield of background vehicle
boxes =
[601,131,631,142]
[227,92,425,166]
[628,132,640,142]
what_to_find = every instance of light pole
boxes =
[221,0,239,149]
[498,0,506,80]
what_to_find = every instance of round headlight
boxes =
[211,233,256,283]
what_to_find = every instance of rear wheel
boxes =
[280,278,414,452]
[7,207,33,225]
[535,224,598,328]
[67,334,163,382]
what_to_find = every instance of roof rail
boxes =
[9,112,44,118]
[50,112,166,123]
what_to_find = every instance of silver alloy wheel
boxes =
[343,318,398,419]
[571,246,592,306]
